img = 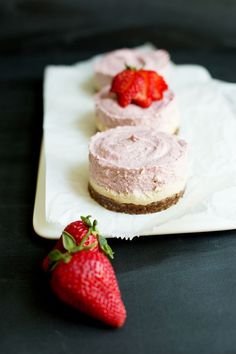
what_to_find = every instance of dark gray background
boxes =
[1,0,236,53]
[1,1,236,353]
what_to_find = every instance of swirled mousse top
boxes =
[94,48,170,76]
[89,126,187,170]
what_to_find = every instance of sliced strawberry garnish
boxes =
[131,70,151,108]
[117,93,132,107]
[148,71,168,101]
[111,69,145,107]
[111,69,136,94]
[111,67,168,108]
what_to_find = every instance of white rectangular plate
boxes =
[33,52,236,239]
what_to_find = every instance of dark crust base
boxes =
[88,184,185,214]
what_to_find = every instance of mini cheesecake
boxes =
[88,126,188,214]
[95,86,179,134]
[94,48,170,89]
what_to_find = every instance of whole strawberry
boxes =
[46,216,126,328]
[42,216,112,271]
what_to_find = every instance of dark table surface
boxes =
[1,22,236,354]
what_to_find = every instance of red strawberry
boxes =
[133,70,152,108]
[148,71,168,101]
[46,217,126,328]
[111,67,168,109]
[116,92,132,108]
[111,68,145,107]
[42,216,112,272]
[50,249,126,328]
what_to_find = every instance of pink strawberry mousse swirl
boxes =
[89,126,188,195]
[94,48,170,88]
[95,87,179,133]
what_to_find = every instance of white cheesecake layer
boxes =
[89,178,186,205]
[95,117,109,132]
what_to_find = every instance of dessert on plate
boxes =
[94,48,170,89]
[95,67,179,134]
[88,126,188,214]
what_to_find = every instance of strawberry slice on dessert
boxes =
[111,67,145,107]
[132,69,152,108]
[148,70,168,101]
[111,67,168,108]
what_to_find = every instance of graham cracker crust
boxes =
[88,184,184,214]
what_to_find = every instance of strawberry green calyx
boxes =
[48,232,96,270]
[125,62,145,71]
[125,64,137,71]
[62,231,76,251]
[80,215,92,227]
[98,234,114,259]
[62,231,97,253]
[48,216,114,270]
[80,215,114,258]
[48,249,72,270]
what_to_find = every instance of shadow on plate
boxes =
[79,74,97,96]
[75,110,97,138]
[67,161,100,209]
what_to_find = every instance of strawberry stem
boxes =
[80,215,92,227]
